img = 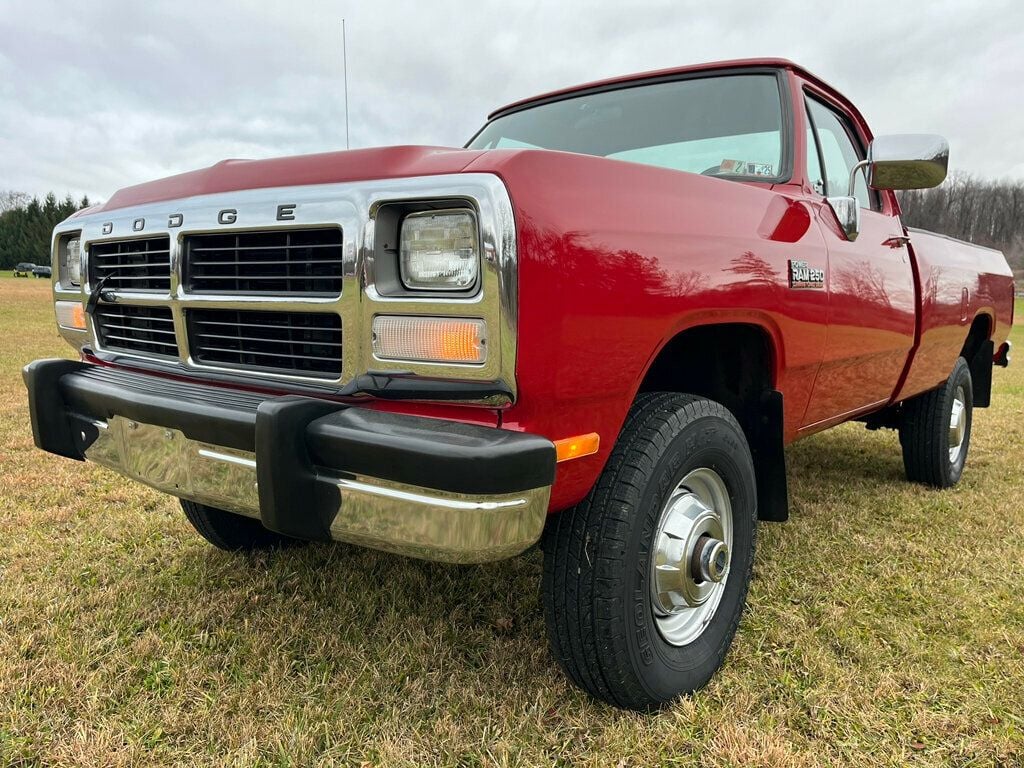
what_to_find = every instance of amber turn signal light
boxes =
[55,301,87,331]
[372,315,487,364]
[554,433,600,463]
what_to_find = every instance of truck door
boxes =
[800,93,917,430]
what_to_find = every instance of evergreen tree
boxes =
[0,191,98,269]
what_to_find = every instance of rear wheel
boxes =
[542,393,757,710]
[900,357,973,488]
[180,499,298,551]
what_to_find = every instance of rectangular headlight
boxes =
[399,210,479,291]
[59,233,82,286]
[372,315,487,364]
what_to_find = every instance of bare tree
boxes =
[899,175,1024,278]
[0,190,30,215]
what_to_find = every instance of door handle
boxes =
[883,235,911,248]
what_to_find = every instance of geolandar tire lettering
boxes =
[541,392,758,711]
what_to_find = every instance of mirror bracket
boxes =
[847,159,870,197]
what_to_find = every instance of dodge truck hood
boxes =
[88,146,486,214]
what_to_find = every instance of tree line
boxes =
[898,175,1024,276]
[0,191,92,269]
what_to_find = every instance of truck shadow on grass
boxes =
[160,536,570,712]
[788,425,906,484]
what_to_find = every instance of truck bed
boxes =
[896,227,1015,402]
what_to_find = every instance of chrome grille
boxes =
[186,309,342,378]
[94,305,179,357]
[90,237,171,292]
[184,229,343,295]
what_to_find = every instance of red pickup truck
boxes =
[26,58,1014,710]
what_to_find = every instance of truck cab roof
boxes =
[488,58,852,121]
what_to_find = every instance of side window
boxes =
[806,96,872,210]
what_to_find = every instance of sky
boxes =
[1,0,1021,202]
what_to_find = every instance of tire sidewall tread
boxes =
[900,357,973,488]
[543,392,758,710]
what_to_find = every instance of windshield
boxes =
[468,73,786,180]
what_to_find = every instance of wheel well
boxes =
[960,314,992,362]
[638,324,788,522]
[639,324,774,420]
[961,313,994,408]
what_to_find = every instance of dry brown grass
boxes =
[1,278,1022,767]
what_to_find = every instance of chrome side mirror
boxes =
[831,134,948,241]
[859,134,950,192]
[827,196,861,241]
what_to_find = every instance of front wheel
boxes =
[180,499,300,551]
[542,393,757,710]
[899,356,973,488]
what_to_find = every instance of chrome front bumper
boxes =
[24,360,554,563]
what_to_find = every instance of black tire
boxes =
[900,357,973,488]
[541,392,758,711]
[180,499,299,551]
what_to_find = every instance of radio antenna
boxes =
[342,18,350,150]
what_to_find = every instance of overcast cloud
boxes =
[1,0,1021,202]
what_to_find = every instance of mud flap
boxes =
[969,339,994,408]
[750,389,788,522]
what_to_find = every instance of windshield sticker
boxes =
[719,160,775,177]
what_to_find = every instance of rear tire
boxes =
[900,357,973,488]
[180,499,298,551]
[541,393,757,711]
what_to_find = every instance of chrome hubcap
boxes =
[949,386,967,464]
[651,467,733,646]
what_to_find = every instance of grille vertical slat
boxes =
[94,306,179,357]
[184,229,343,295]
[89,237,172,291]
[187,309,342,379]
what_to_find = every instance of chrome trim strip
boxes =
[51,174,517,404]
[334,476,528,511]
[83,415,548,563]
[196,448,257,469]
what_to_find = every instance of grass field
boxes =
[1,278,1022,767]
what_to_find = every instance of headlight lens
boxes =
[399,210,479,291]
[60,235,82,286]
